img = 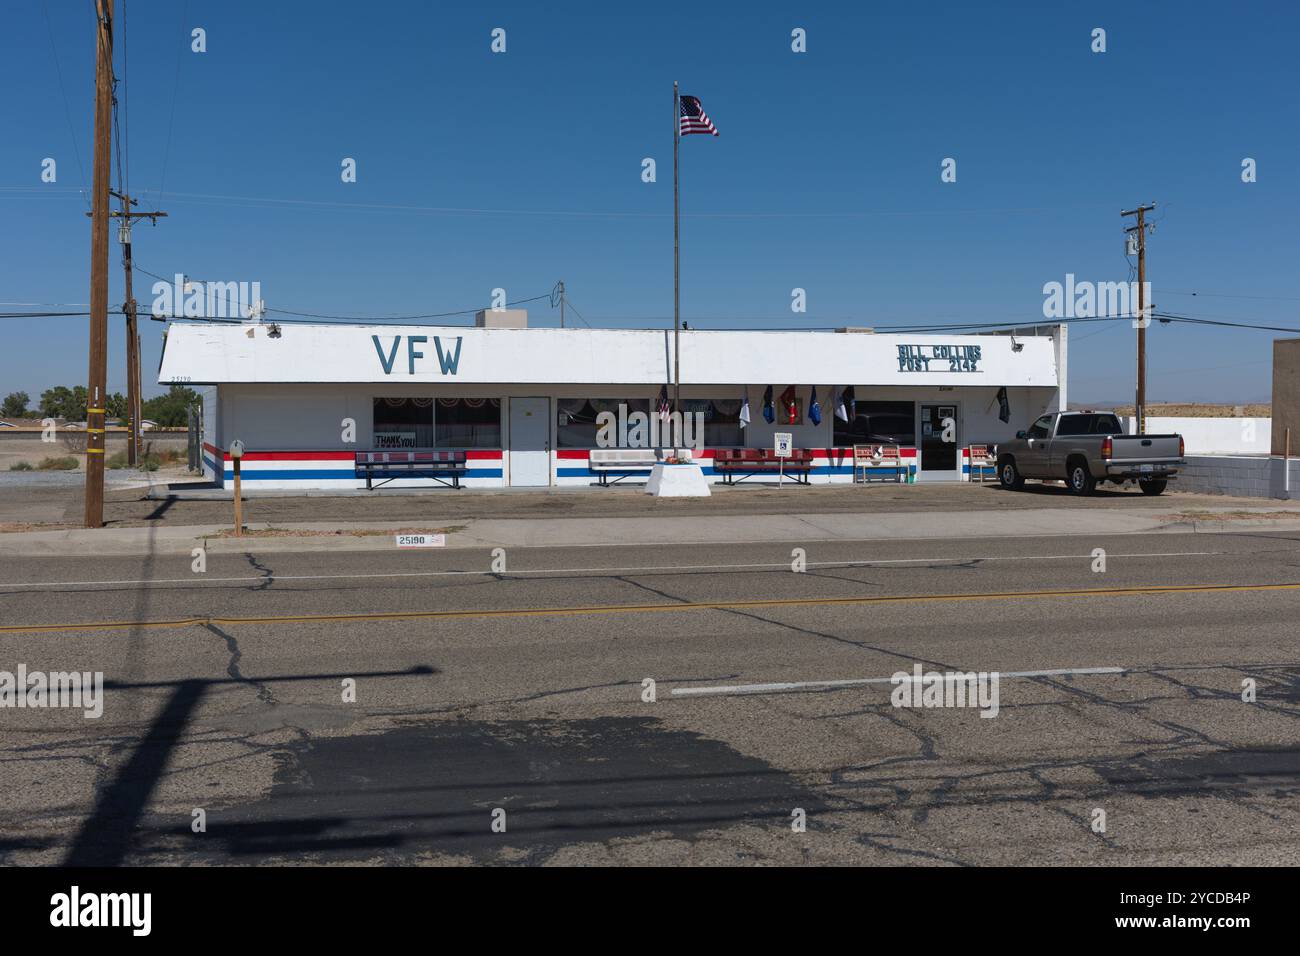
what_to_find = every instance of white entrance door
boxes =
[508,397,550,486]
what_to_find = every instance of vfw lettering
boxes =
[372,335,463,376]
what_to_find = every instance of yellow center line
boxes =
[3,580,1299,635]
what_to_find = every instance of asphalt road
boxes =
[2,531,1298,866]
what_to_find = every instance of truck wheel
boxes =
[1138,478,1167,496]
[1066,459,1096,496]
[998,456,1024,490]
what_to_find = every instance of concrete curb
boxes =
[6,509,1300,557]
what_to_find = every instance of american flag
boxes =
[657,385,671,421]
[679,95,719,137]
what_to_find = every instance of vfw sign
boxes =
[372,335,463,376]
[897,344,982,373]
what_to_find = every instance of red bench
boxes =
[713,448,815,485]
[355,450,467,489]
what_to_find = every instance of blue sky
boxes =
[2,0,1297,403]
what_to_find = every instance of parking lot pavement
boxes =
[1,532,1298,866]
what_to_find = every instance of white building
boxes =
[157,312,1068,489]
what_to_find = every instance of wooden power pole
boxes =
[108,190,167,464]
[1122,202,1155,435]
[84,0,114,528]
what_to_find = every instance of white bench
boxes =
[588,448,693,486]
[853,444,906,483]
[968,444,997,483]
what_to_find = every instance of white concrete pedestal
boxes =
[645,463,711,497]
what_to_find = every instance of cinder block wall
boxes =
[1177,455,1300,500]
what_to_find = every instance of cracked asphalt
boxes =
[1,530,1298,865]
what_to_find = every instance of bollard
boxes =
[229,439,245,536]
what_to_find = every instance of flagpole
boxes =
[673,80,681,416]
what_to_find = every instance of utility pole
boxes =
[558,279,565,328]
[105,190,167,464]
[1122,202,1156,435]
[84,0,113,528]
[673,80,680,414]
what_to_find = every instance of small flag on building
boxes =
[996,386,1011,424]
[679,95,719,137]
[842,384,857,421]
[657,385,671,421]
[762,385,775,424]
[779,385,797,424]
[834,387,849,423]
[809,386,822,426]
[739,390,751,429]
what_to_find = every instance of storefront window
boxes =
[690,398,743,447]
[436,398,501,448]
[557,398,650,447]
[555,397,747,448]
[833,400,916,447]
[373,397,433,449]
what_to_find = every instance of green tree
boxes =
[38,386,71,419]
[38,385,87,421]
[106,392,128,419]
[141,384,201,428]
[1,391,30,418]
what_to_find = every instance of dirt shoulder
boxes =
[6,473,1300,533]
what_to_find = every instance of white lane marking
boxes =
[0,552,1234,591]
[671,666,1129,697]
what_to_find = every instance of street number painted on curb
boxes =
[396,533,445,548]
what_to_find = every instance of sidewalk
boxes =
[4,505,1300,557]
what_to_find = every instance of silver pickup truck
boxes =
[997,411,1185,496]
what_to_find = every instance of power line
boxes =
[1071,320,1130,344]
[119,0,129,204]
[263,293,553,322]
[0,311,101,318]
[41,0,90,209]
[557,293,593,328]
[155,0,188,204]
[0,301,91,307]
[5,305,1298,336]
[1153,311,1300,334]
[1,185,1114,221]
[1156,289,1300,303]
[131,265,554,322]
